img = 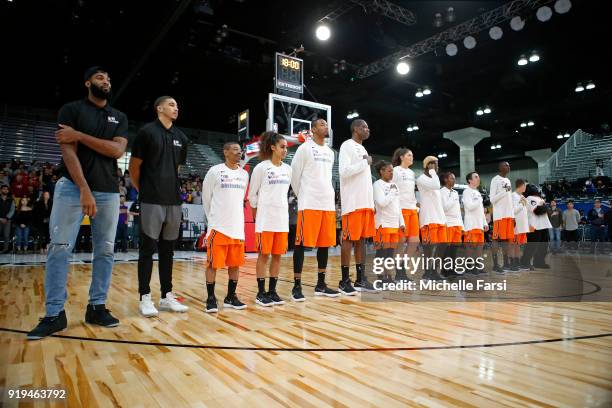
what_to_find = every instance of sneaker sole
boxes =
[314,291,340,297]
[205,307,218,313]
[338,289,357,296]
[224,303,247,310]
[291,295,306,302]
[158,305,188,313]
[26,327,66,340]
[85,320,119,327]
[140,310,159,318]
[272,300,285,305]
[255,300,274,307]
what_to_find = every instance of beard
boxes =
[90,83,111,100]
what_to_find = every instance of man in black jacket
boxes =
[587,199,607,245]
[0,185,15,253]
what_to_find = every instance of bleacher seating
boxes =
[546,130,612,182]
[0,117,61,164]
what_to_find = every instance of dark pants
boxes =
[590,225,606,242]
[138,229,174,298]
[521,229,549,266]
[288,224,297,250]
[565,229,579,249]
[116,223,128,251]
[0,220,11,251]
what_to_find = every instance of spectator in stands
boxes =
[180,186,191,203]
[595,162,604,177]
[606,200,612,242]
[118,179,127,197]
[123,170,132,189]
[583,179,596,196]
[542,184,554,202]
[33,191,53,253]
[0,185,15,253]
[596,179,607,195]
[47,174,58,197]
[116,195,129,253]
[588,199,607,250]
[26,185,39,203]
[11,173,28,198]
[14,197,33,253]
[126,183,138,202]
[191,184,202,205]
[563,200,580,250]
[548,200,562,253]
[129,199,140,249]
[0,170,9,187]
[28,170,41,190]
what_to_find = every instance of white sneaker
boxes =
[139,294,158,317]
[159,292,189,313]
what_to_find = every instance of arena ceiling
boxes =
[2,0,610,167]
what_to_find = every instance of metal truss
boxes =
[319,0,416,26]
[356,0,554,79]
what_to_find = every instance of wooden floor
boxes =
[0,255,611,407]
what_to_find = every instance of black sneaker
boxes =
[338,279,357,296]
[223,294,247,310]
[255,292,273,307]
[27,311,67,340]
[502,264,513,273]
[268,291,285,305]
[291,285,305,302]
[394,271,412,282]
[354,278,378,292]
[519,264,530,271]
[205,296,218,313]
[510,265,520,272]
[533,263,550,269]
[85,304,119,327]
[314,285,340,297]
[422,270,442,281]
[493,265,505,274]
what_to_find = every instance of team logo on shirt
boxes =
[266,168,290,185]
[219,171,246,189]
[173,140,183,147]
[107,116,119,124]
[311,147,332,163]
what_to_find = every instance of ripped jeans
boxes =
[45,177,119,317]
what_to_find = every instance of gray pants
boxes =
[0,220,10,251]
[140,203,182,241]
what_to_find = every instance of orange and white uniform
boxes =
[416,170,447,243]
[248,160,292,255]
[202,164,249,268]
[490,175,515,240]
[339,138,375,241]
[440,186,463,243]
[290,139,336,247]
[373,179,404,246]
[462,186,487,244]
[392,166,419,238]
[512,192,529,244]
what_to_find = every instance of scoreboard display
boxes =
[275,52,303,95]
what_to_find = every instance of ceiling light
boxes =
[510,16,525,31]
[396,60,410,75]
[564,133,570,138]
[554,0,572,14]
[483,106,492,114]
[415,89,424,98]
[463,36,476,49]
[575,83,584,92]
[517,55,528,66]
[586,81,595,90]
[496,144,501,149]
[423,87,431,95]
[476,109,484,116]
[489,26,503,40]
[536,6,553,22]
[315,24,331,41]
[557,134,563,139]
[433,12,443,28]
[520,122,527,128]
[446,43,458,56]
[529,51,540,62]
[527,121,534,126]
[407,126,413,132]
[490,145,496,150]
[413,124,419,130]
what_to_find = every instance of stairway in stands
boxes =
[546,130,612,181]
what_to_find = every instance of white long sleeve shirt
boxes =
[440,187,463,228]
[415,170,446,227]
[339,138,374,215]
[247,160,291,233]
[512,192,530,234]
[462,187,487,231]
[489,175,514,221]
[202,163,249,240]
[392,166,417,210]
[526,195,552,231]
[373,179,405,229]
[290,139,335,211]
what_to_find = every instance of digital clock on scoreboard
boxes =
[275,52,303,95]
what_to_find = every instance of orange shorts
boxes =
[206,230,245,269]
[513,232,527,245]
[373,227,400,247]
[295,210,336,248]
[464,229,485,244]
[401,209,420,238]
[420,223,448,244]
[492,217,515,241]
[446,226,463,243]
[342,208,376,241]
[256,231,288,255]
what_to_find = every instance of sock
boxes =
[206,282,215,298]
[227,279,238,297]
[356,263,364,282]
[257,278,265,294]
[294,278,301,287]
[341,265,350,282]
[269,277,278,293]
[317,272,325,287]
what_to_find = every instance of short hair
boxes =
[391,147,411,167]
[223,141,240,150]
[440,171,454,184]
[311,118,323,128]
[515,178,526,188]
[154,96,174,111]
[567,199,574,204]
[595,199,601,203]
[84,66,107,81]
[350,119,365,134]
[466,172,477,183]
[374,160,391,175]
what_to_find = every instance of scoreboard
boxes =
[275,52,303,96]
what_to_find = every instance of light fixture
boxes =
[396,60,410,75]
[339,60,347,71]
[490,145,496,150]
[476,108,484,116]
[433,12,443,28]
[415,89,424,98]
[520,122,527,128]
[483,106,492,114]
[407,124,418,132]
[463,36,476,49]
[554,0,572,14]
[346,111,359,119]
[423,87,432,95]
[527,121,535,126]
[517,54,528,66]
[529,51,540,62]
[564,133,570,138]
[575,83,584,92]
[437,152,448,158]
[446,7,455,23]
[489,26,503,40]
[586,81,595,90]
[510,16,525,31]
[496,144,501,149]
[446,43,458,56]
[413,124,419,130]
[333,63,339,75]
[315,24,331,41]
[557,134,563,139]
[407,126,413,132]
[536,6,553,22]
